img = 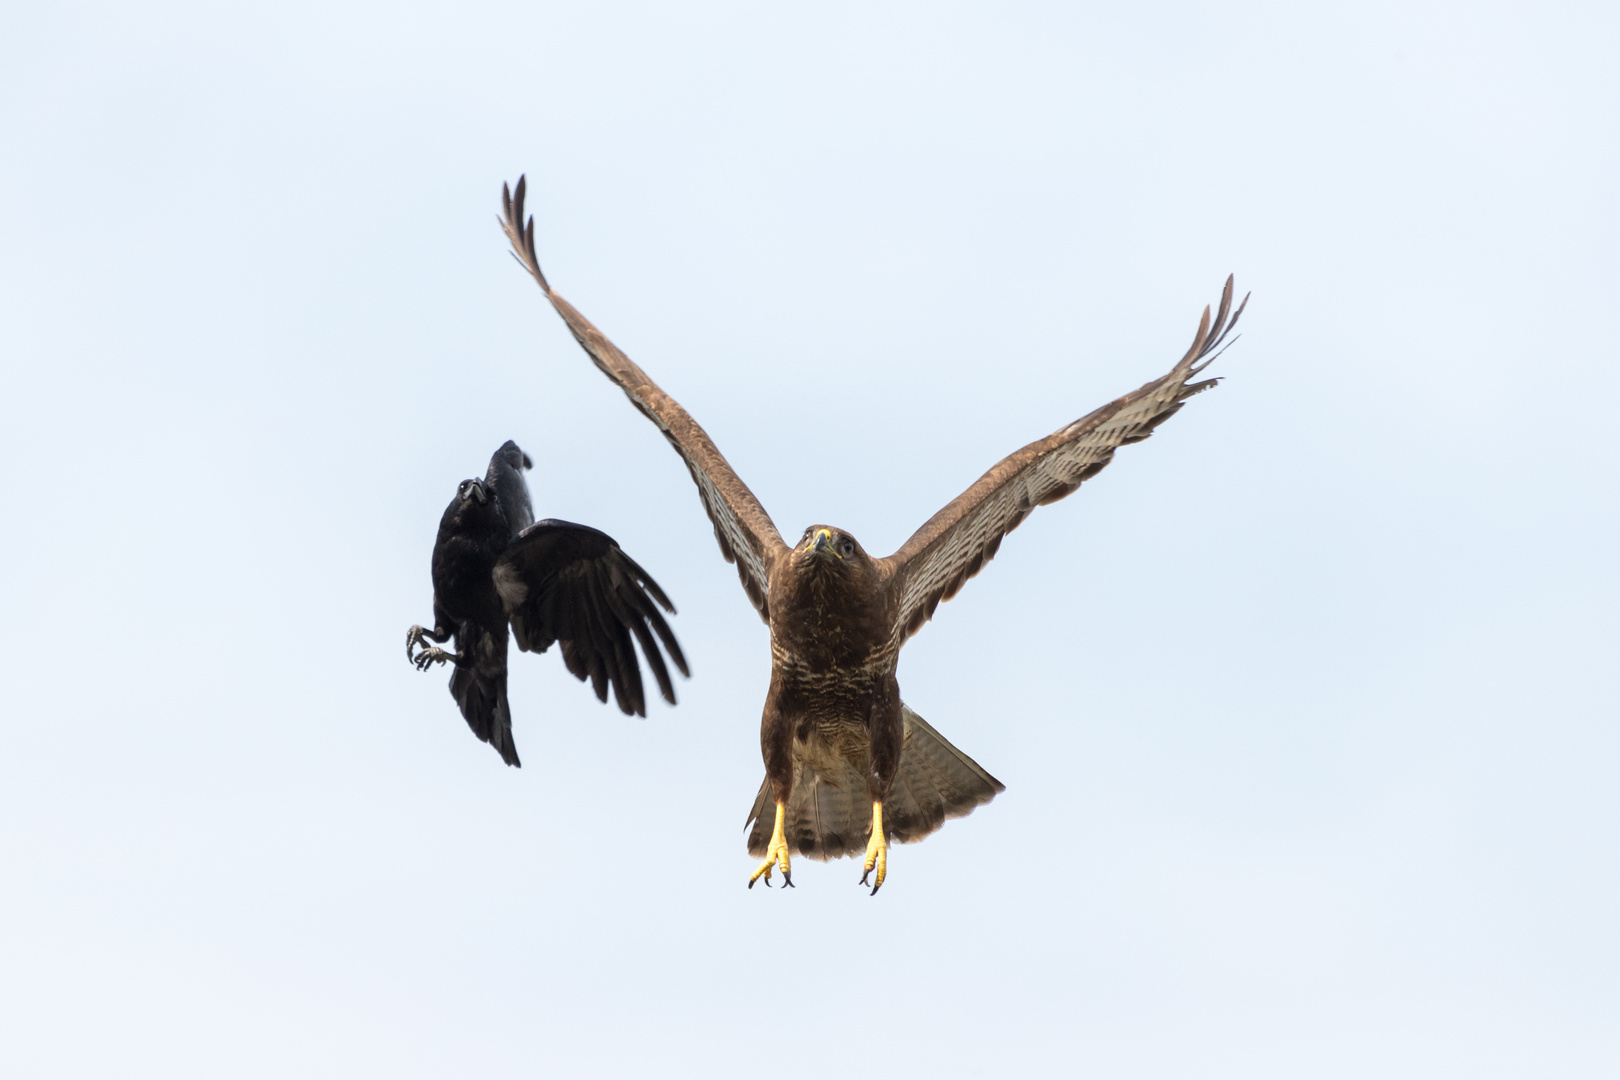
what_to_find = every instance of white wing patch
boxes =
[492,561,529,607]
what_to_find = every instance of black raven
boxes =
[406,440,689,766]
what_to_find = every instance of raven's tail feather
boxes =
[450,665,520,767]
[744,704,1002,860]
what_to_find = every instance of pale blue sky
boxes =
[1,2,1616,1076]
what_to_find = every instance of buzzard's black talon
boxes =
[860,811,888,893]
[749,801,791,889]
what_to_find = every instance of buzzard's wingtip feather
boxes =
[1179,305,1213,367]
[1180,277,1248,370]
[1212,275,1234,334]
[499,173,551,292]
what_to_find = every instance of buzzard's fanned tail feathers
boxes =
[745,705,1003,861]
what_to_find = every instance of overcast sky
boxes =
[2,2,1616,1077]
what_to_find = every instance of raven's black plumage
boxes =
[406,441,689,766]
[485,439,535,534]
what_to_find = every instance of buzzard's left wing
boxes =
[500,177,788,621]
[883,277,1246,643]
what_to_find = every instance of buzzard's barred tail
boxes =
[744,705,1003,860]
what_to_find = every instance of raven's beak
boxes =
[469,481,487,504]
[807,528,840,558]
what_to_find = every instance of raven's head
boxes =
[438,476,508,541]
[447,477,506,534]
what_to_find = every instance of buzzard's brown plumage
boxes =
[499,175,1246,892]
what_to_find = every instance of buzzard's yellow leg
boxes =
[859,801,888,895]
[748,800,793,889]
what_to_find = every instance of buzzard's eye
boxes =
[840,539,854,557]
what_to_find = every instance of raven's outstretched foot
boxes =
[413,646,456,671]
[406,625,431,663]
[748,800,793,890]
[858,801,888,896]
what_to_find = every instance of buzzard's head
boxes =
[792,525,876,582]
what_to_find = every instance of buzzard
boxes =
[499,177,1245,892]
[407,440,689,766]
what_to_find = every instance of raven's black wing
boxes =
[494,519,689,716]
[485,439,535,535]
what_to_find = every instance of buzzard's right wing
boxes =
[501,177,787,621]
[883,277,1246,644]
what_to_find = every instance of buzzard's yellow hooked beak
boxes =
[806,528,841,558]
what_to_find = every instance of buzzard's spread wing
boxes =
[495,519,690,717]
[501,177,787,621]
[883,277,1247,643]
